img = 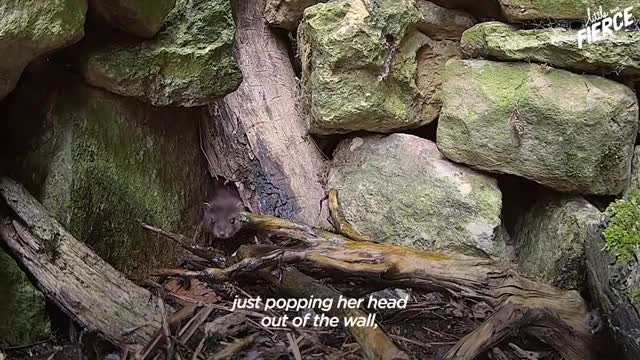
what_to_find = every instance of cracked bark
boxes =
[201,0,328,229]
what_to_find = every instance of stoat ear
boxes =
[204,202,212,210]
[235,201,243,208]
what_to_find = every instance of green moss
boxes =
[81,0,240,106]
[632,288,640,305]
[604,191,640,262]
[0,251,50,346]
[12,74,207,278]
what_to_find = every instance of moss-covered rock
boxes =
[0,250,50,346]
[79,0,241,107]
[0,0,87,100]
[6,65,208,277]
[300,0,431,134]
[415,0,476,40]
[88,0,176,38]
[462,22,640,80]
[587,192,640,357]
[515,192,601,290]
[328,134,508,261]
[437,59,639,195]
[499,0,640,22]
[264,0,326,31]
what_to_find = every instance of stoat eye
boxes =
[229,218,236,224]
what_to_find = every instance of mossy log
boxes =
[0,177,166,353]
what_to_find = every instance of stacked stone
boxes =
[277,0,639,356]
[0,0,241,345]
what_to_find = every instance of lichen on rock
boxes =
[462,21,640,80]
[437,59,639,195]
[300,0,431,134]
[79,0,241,107]
[514,192,602,290]
[328,134,508,261]
[0,0,87,100]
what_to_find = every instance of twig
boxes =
[192,338,206,360]
[287,333,303,360]
[178,306,214,343]
[153,249,303,283]
[142,223,225,266]
[390,334,432,349]
[209,334,257,360]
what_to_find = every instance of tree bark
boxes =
[201,0,328,228]
[0,177,165,352]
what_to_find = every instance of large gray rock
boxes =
[437,59,639,195]
[499,0,640,22]
[7,65,208,277]
[300,0,430,134]
[88,0,176,38]
[0,250,50,346]
[462,22,640,80]
[587,193,640,358]
[0,0,87,100]
[79,0,241,107]
[415,0,476,40]
[328,134,508,260]
[515,193,602,290]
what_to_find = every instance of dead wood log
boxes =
[230,212,592,358]
[201,0,329,228]
[0,177,166,352]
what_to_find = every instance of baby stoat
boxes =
[203,187,245,239]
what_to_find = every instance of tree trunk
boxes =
[201,0,328,228]
[0,177,165,352]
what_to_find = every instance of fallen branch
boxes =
[238,245,409,360]
[0,177,167,352]
[237,211,590,338]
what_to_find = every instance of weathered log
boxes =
[201,0,329,228]
[236,212,590,335]
[0,177,165,352]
